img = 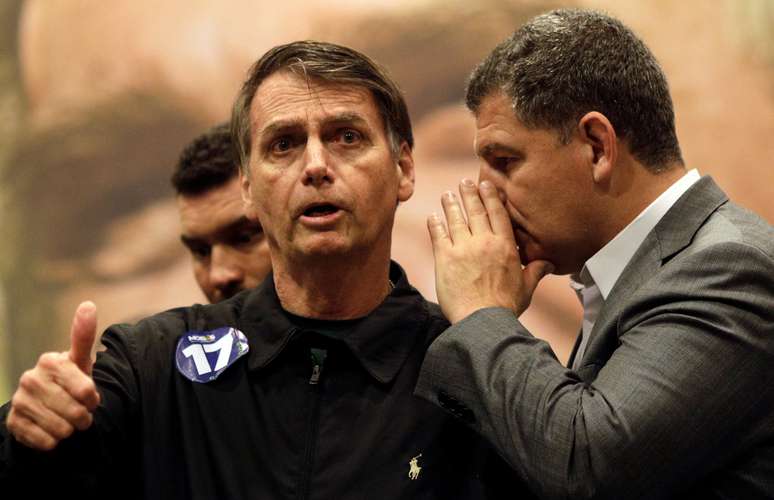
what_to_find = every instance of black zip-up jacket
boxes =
[1,263,528,499]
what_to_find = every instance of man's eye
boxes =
[233,229,261,246]
[337,129,362,145]
[235,233,252,245]
[189,245,211,259]
[492,157,517,172]
[270,137,294,154]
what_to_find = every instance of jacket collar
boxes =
[602,175,727,310]
[652,176,728,261]
[579,169,701,299]
[237,261,429,384]
[571,176,728,369]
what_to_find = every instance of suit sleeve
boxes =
[415,241,774,499]
[0,324,142,496]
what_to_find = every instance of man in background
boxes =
[172,123,271,302]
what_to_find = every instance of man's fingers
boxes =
[440,191,470,242]
[18,360,98,425]
[6,411,59,451]
[459,179,492,235]
[56,358,101,411]
[68,301,98,375]
[427,212,451,252]
[40,386,95,430]
[7,308,100,452]
[9,392,77,446]
[480,181,516,241]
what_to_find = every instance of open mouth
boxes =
[302,203,340,217]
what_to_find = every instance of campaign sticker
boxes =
[175,327,249,383]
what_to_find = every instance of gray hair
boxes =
[466,9,683,171]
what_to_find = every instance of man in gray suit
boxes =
[416,8,774,499]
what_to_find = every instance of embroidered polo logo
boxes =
[408,454,422,480]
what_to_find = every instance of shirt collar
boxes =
[577,168,700,298]
[237,261,429,384]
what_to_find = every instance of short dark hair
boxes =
[231,40,413,171]
[466,9,683,171]
[171,122,238,195]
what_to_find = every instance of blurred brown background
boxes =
[1,0,773,400]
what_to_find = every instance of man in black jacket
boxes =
[1,41,521,499]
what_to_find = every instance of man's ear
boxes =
[578,111,617,186]
[395,142,415,203]
[239,170,260,220]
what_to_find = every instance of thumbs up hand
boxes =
[6,302,101,450]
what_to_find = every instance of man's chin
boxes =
[296,238,353,259]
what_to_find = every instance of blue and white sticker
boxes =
[175,327,249,383]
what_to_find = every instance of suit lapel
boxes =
[575,176,729,368]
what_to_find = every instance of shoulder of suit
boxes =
[691,201,774,260]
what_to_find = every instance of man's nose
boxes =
[302,139,334,186]
[477,168,508,204]
[209,246,243,291]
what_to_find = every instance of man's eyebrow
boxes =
[222,216,262,234]
[477,142,520,158]
[180,217,261,244]
[258,112,370,136]
[259,119,305,138]
[180,235,204,248]
[322,112,370,128]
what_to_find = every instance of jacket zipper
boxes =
[297,348,327,500]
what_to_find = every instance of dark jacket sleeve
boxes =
[0,324,142,497]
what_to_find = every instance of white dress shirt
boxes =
[570,169,701,369]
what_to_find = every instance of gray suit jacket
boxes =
[416,177,774,499]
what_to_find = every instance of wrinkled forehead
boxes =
[249,71,381,133]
